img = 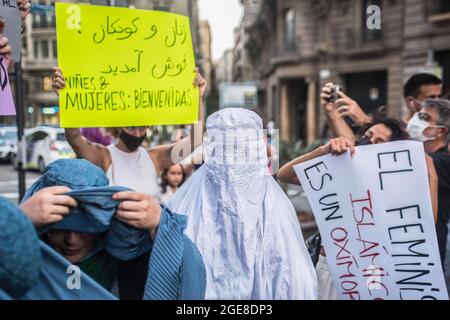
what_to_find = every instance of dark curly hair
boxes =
[358,106,410,141]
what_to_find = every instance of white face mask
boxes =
[406,112,445,142]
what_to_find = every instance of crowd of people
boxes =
[1,2,449,300]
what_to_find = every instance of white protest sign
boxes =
[294,141,448,300]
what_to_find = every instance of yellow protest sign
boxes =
[55,3,199,128]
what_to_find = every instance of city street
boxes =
[0,162,40,204]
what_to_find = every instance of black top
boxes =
[117,250,150,300]
[429,147,450,266]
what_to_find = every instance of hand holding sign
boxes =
[0,0,22,61]
[321,137,355,157]
[0,19,12,62]
[52,66,65,96]
[193,67,207,98]
[0,18,16,116]
[17,0,30,23]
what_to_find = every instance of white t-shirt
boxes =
[106,145,161,199]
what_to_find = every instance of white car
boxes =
[0,127,17,162]
[13,126,75,173]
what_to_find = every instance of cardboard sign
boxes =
[294,141,448,300]
[56,3,199,127]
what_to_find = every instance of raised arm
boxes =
[52,67,110,171]
[320,83,370,144]
[150,69,207,175]
[64,128,110,171]
[277,137,355,185]
[335,90,372,127]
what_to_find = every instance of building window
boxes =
[91,0,109,6]
[33,40,39,58]
[284,8,296,51]
[50,14,56,28]
[33,13,49,28]
[42,14,49,28]
[91,0,128,7]
[432,0,450,14]
[52,40,57,59]
[43,76,53,92]
[154,5,171,12]
[41,40,49,58]
[154,0,171,11]
[362,0,382,43]
[114,0,129,7]
[32,14,41,29]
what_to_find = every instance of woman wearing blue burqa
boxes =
[0,159,206,300]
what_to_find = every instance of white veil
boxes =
[168,108,317,299]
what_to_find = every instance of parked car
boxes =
[0,127,17,163]
[13,126,75,173]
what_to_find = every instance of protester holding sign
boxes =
[278,112,414,187]
[51,4,208,298]
[320,74,443,144]
[292,139,447,300]
[277,111,442,300]
[406,98,450,268]
[52,67,206,188]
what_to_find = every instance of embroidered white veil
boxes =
[168,108,317,299]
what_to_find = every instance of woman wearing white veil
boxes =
[168,108,317,299]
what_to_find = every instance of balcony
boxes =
[31,28,56,37]
[23,57,57,71]
[429,0,450,23]
[27,91,59,105]
[269,45,300,66]
[343,28,385,58]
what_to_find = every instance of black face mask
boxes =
[355,137,372,146]
[120,130,146,151]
